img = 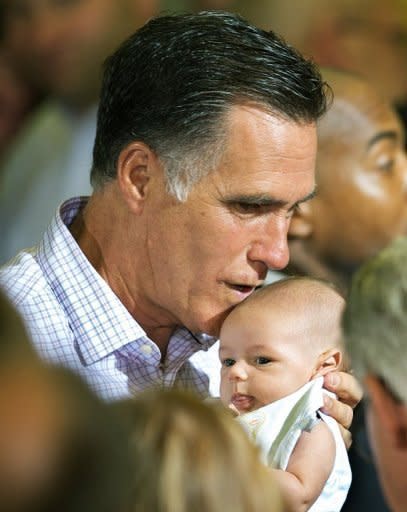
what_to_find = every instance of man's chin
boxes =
[190,307,234,338]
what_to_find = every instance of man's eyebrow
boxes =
[287,188,317,211]
[367,130,398,150]
[295,189,316,207]
[223,188,316,208]
[223,194,287,207]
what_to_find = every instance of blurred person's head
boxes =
[0,365,131,512]
[343,236,407,512]
[0,287,36,360]
[231,0,407,107]
[1,0,159,110]
[0,290,131,512]
[0,47,40,157]
[115,387,283,512]
[219,277,344,413]
[289,68,407,269]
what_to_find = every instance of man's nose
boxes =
[247,215,290,271]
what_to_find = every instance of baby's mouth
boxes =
[231,393,255,412]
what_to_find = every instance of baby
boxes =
[219,276,351,512]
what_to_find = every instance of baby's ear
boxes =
[288,200,314,238]
[312,348,342,378]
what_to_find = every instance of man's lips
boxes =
[226,282,263,295]
[230,284,255,293]
[231,393,255,412]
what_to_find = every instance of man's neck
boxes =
[69,187,176,355]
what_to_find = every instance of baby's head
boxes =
[219,277,344,413]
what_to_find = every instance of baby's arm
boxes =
[271,420,335,512]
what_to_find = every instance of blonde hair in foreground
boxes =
[115,388,283,512]
[343,236,407,403]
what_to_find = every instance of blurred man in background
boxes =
[0,0,159,263]
[287,68,407,295]
[224,0,407,109]
[343,236,407,512]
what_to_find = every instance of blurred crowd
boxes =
[1,1,407,511]
[1,0,407,262]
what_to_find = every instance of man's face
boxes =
[219,303,318,413]
[142,105,316,337]
[2,0,157,107]
[310,85,407,266]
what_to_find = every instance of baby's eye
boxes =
[255,356,271,365]
[222,358,236,367]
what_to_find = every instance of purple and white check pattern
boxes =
[0,197,221,401]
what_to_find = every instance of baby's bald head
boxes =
[224,277,345,357]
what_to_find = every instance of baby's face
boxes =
[219,308,319,414]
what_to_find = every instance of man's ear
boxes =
[117,141,155,214]
[288,200,314,238]
[365,375,407,450]
[312,348,342,378]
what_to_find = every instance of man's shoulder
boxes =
[1,250,48,302]
[0,251,71,347]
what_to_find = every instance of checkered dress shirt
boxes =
[0,197,221,401]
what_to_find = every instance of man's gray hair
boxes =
[343,236,407,403]
[91,11,329,202]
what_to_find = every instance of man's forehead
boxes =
[223,107,317,159]
[188,106,317,205]
[224,103,317,135]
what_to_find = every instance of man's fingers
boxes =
[321,393,354,430]
[322,371,362,445]
[324,371,363,408]
[338,423,353,450]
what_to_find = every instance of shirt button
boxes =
[140,344,153,355]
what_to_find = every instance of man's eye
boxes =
[377,159,395,172]
[255,356,271,365]
[375,152,396,173]
[222,358,236,367]
[235,202,263,214]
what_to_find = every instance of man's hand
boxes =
[321,371,363,449]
